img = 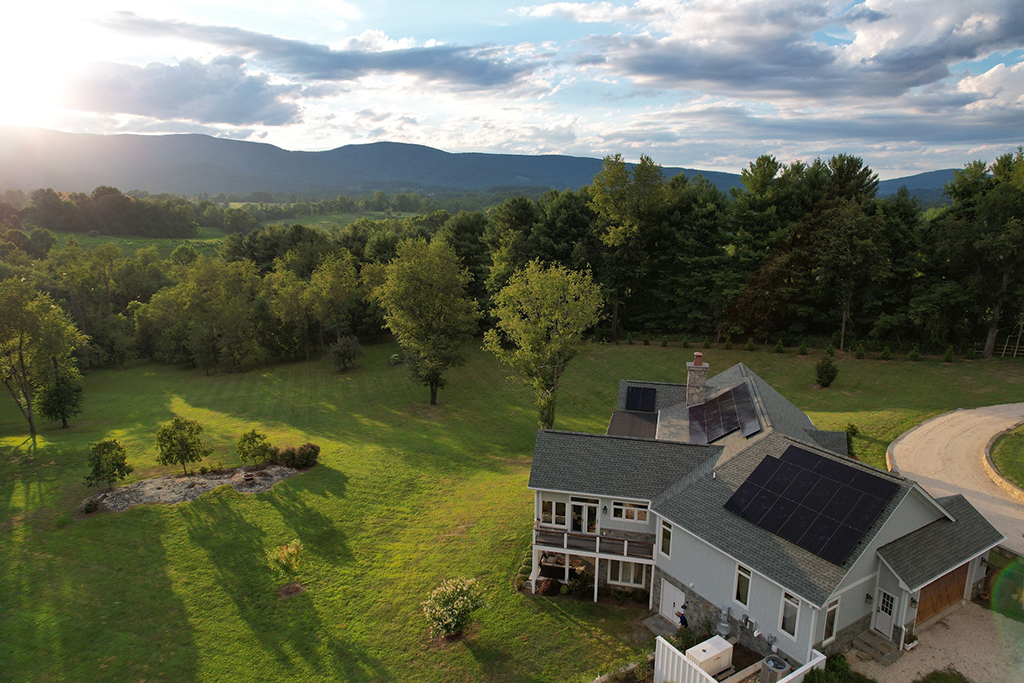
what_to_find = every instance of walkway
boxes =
[848,601,1024,683]
[890,404,1024,555]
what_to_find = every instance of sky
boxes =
[2,0,1022,179]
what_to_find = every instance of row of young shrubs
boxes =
[236,428,320,469]
[615,332,971,361]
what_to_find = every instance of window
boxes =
[609,560,646,587]
[735,565,751,607]
[823,599,839,644]
[541,499,566,526]
[660,521,672,557]
[612,501,649,522]
[780,592,799,638]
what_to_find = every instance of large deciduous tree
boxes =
[0,278,87,438]
[589,154,665,341]
[369,238,480,405]
[927,151,1024,357]
[485,261,602,428]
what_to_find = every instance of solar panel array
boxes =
[723,446,900,566]
[688,383,760,444]
[625,386,657,412]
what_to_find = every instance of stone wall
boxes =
[817,613,870,658]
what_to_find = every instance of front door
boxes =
[874,589,896,639]
[660,579,686,624]
[571,500,598,534]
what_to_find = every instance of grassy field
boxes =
[262,211,417,229]
[992,426,1024,490]
[2,344,1023,683]
[57,226,228,259]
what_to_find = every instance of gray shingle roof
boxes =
[877,494,1005,591]
[652,432,910,607]
[806,430,848,455]
[528,430,721,501]
[607,411,659,439]
[617,380,688,412]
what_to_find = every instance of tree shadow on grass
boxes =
[0,504,199,682]
[181,493,382,679]
[263,468,352,565]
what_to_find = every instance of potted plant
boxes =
[904,632,918,650]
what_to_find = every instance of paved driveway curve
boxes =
[890,403,1024,555]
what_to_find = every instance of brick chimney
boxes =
[687,352,708,407]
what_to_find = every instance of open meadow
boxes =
[60,226,229,259]
[2,343,1023,682]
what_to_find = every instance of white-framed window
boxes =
[660,521,672,557]
[822,598,839,644]
[612,501,649,522]
[780,592,800,639]
[609,560,646,587]
[734,565,751,607]
[541,498,567,527]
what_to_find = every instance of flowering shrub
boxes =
[268,539,304,572]
[422,577,485,638]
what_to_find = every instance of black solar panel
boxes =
[722,445,901,566]
[689,383,761,444]
[625,386,657,412]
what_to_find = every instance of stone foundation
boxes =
[816,613,871,657]
[651,567,800,668]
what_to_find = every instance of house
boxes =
[527,353,1004,666]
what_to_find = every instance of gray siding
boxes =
[657,522,817,663]
[835,488,944,594]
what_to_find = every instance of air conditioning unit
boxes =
[759,655,792,683]
[685,635,733,676]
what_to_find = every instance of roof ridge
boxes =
[538,428,716,447]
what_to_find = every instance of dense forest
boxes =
[1,150,1022,391]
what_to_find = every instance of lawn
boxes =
[2,344,1023,682]
[262,211,418,230]
[991,425,1024,491]
[57,226,228,259]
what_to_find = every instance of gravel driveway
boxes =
[848,601,1024,683]
[890,404,1024,555]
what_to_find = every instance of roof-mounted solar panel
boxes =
[625,386,657,412]
[722,445,900,566]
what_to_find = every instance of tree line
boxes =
[2,149,1023,433]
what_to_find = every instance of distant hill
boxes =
[0,126,741,197]
[0,126,953,202]
[877,169,956,206]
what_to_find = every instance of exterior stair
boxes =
[852,630,903,665]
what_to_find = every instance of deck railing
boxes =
[533,524,655,560]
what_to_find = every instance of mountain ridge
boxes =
[0,126,953,201]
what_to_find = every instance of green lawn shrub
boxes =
[815,355,839,388]
[724,336,733,350]
[422,577,485,638]
[880,346,892,360]
[943,347,954,363]
[774,340,784,354]
[798,342,809,355]
[745,337,756,351]
[908,346,921,362]
[855,344,866,359]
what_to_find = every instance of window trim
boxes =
[660,521,672,558]
[822,598,840,645]
[779,592,800,640]
[612,501,649,523]
[608,560,646,587]
[540,497,567,528]
[734,564,752,608]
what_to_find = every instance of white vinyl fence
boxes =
[654,636,827,683]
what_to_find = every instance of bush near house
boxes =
[422,577,486,638]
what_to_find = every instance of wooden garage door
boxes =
[916,562,969,625]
